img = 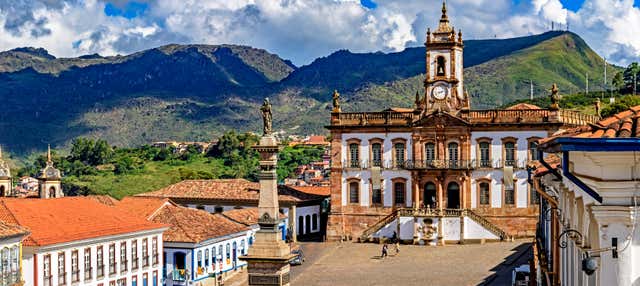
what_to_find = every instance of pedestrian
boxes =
[381,243,388,259]
[395,240,400,254]
[391,231,398,243]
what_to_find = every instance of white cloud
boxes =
[0,0,637,66]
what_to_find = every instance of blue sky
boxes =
[0,0,639,66]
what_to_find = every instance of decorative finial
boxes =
[415,90,421,108]
[458,29,463,43]
[332,90,341,113]
[0,146,2,159]
[47,144,52,163]
[260,98,273,136]
[442,1,447,18]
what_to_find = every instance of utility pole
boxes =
[604,58,607,99]
[586,72,589,95]
[635,72,637,96]
[530,80,534,100]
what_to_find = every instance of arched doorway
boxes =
[298,216,304,236]
[446,182,460,209]
[305,215,311,234]
[0,185,4,197]
[423,182,436,208]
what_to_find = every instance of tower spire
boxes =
[47,144,51,163]
[440,1,448,22]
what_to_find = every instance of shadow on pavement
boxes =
[476,242,532,286]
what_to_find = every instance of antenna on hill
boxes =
[586,72,589,95]
[604,57,607,92]
[530,80,534,100]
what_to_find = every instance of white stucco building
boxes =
[0,221,30,286]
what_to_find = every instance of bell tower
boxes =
[38,145,63,199]
[423,1,469,114]
[0,147,11,197]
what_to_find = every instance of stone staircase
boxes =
[359,208,507,243]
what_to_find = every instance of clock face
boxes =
[432,85,447,100]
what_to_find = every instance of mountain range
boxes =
[0,31,617,154]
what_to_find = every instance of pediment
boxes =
[414,110,469,127]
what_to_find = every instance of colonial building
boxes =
[0,147,11,197]
[114,197,252,286]
[136,179,329,241]
[532,106,640,286]
[0,146,63,199]
[326,3,598,242]
[0,197,167,286]
[0,221,30,286]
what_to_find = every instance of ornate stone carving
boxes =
[332,90,341,113]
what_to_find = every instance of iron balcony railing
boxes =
[342,158,530,170]
[0,271,20,286]
[402,159,475,170]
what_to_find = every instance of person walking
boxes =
[394,240,400,254]
[381,243,388,259]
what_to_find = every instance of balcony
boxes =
[330,111,416,127]
[403,160,475,170]
[1,271,21,286]
[172,269,187,282]
[341,159,531,170]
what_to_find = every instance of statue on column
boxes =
[332,90,341,112]
[261,98,273,135]
[550,83,560,110]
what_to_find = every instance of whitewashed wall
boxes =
[296,205,321,235]
[23,231,164,286]
[463,217,499,240]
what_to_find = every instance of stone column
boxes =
[289,205,297,243]
[413,179,420,210]
[241,135,293,286]
[437,178,444,211]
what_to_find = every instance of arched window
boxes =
[529,141,539,161]
[349,143,359,168]
[394,143,405,167]
[305,215,311,234]
[312,214,318,230]
[212,247,216,266]
[436,56,446,76]
[298,216,304,235]
[394,182,406,206]
[425,143,435,162]
[448,142,459,166]
[424,183,437,208]
[204,249,209,267]
[479,142,491,167]
[1,247,8,277]
[371,143,382,167]
[504,142,516,166]
[371,184,382,205]
[49,186,56,198]
[447,182,460,209]
[479,182,490,206]
[197,250,202,269]
[349,181,359,204]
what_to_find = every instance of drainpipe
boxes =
[560,151,603,203]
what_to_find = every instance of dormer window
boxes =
[436,56,445,76]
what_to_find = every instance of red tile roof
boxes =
[115,197,175,219]
[540,106,640,146]
[220,208,286,226]
[86,195,120,206]
[304,135,328,145]
[506,103,542,110]
[137,179,323,203]
[531,154,561,176]
[150,205,249,243]
[0,221,29,240]
[0,197,166,246]
[286,186,330,197]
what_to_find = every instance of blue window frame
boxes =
[152,272,157,286]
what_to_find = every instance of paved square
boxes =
[289,240,531,286]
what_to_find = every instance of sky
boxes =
[0,0,639,67]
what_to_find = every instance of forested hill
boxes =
[0,31,616,154]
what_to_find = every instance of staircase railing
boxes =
[464,209,507,240]
[359,209,399,242]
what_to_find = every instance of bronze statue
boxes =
[260,98,272,135]
[550,83,560,110]
[332,90,341,112]
[595,98,601,117]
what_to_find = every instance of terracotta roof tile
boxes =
[0,221,29,240]
[86,195,120,206]
[531,154,561,176]
[221,208,285,226]
[506,103,542,110]
[115,197,175,219]
[137,179,322,203]
[539,105,640,148]
[0,197,166,246]
[285,186,330,197]
[150,205,249,243]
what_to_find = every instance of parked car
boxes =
[290,249,305,265]
[512,264,530,286]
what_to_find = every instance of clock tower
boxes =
[422,1,469,114]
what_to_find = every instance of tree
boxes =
[612,71,624,92]
[69,138,113,166]
[623,62,640,94]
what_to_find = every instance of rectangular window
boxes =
[44,255,52,286]
[58,252,66,285]
[117,278,126,286]
[371,143,382,167]
[448,143,459,165]
[505,185,515,206]
[110,281,116,286]
[152,271,158,286]
[529,142,539,161]
[425,143,435,162]
[142,239,149,267]
[479,142,491,167]
[394,143,405,167]
[132,276,137,286]
[349,143,359,168]
[97,247,104,278]
[371,187,382,205]
[84,248,92,281]
[479,182,490,205]
[142,273,148,286]
[71,250,79,282]
[120,242,127,273]
[394,182,405,206]
[504,142,516,167]
[109,244,116,275]
[349,181,359,204]
[204,250,210,267]
[152,237,158,266]
[131,240,138,270]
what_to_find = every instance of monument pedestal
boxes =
[241,134,294,286]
